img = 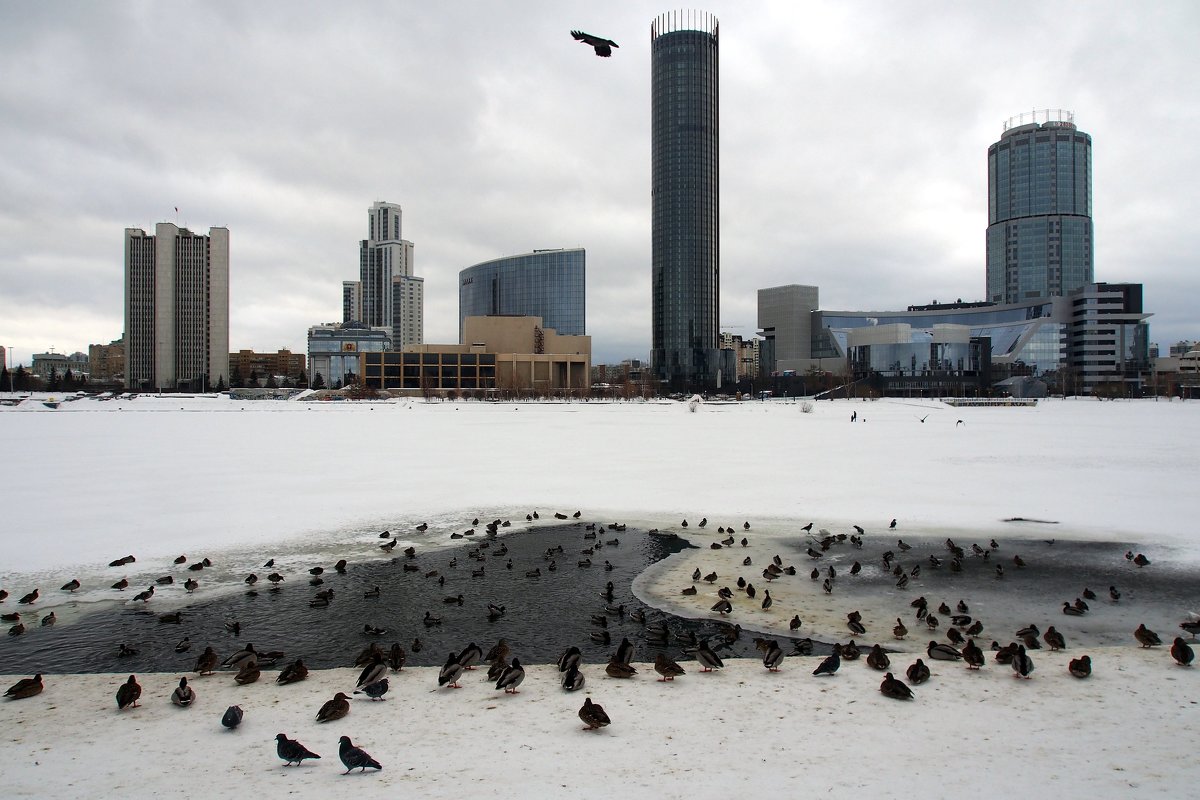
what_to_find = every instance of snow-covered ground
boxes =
[2,395,1199,797]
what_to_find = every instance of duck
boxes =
[60,579,80,593]
[423,611,443,627]
[1135,624,1162,648]
[591,630,611,646]
[315,692,351,722]
[1133,553,1150,567]
[438,652,465,688]
[40,611,56,627]
[761,590,773,611]
[111,578,129,591]
[993,642,1019,665]
[561,664,585,692]
[234,661,261,685]
[1062,601,1084,617]
[4,674,43,699]
[338,736,381,773]
[880,672,914,700]
[848,615,867,636]
[905,658,930,685]
[927,641,962,661]
[1068,655,1092,678]
[866,644,890,671]
[694,640,725,672]
[356,654,387,690]
[1043,626,1066,651]
[812,645,842,676]
[614,637,635,666]
[1180,618,1200,639]
[579,697,611,730]
[1011,645,1034,678]
[1170,637,1195,666]
[841,640,861,661]
[194,647,219,675]
[116,674,141,709]
[495,658,525,693]
[174,637,191,653]
[277,658,309,684]
[184,578,199,593]
[605,658,637,679]
[363,624,387,637]
[962,639,986,669]
[275,733,321,766]
[388,642,408,671]
[756,639,785,672]
[458,642,484,670]
[710,599,732,615]
[171,677,195,707]
[223,643,258,671]
[654,652,687,681]
[893,618,908,639]
[363,586,381,599]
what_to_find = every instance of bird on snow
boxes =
[4,674,43,699]
[355,678,389,700]
[1068,655,1092,678]
[866,644,890,671]
[356,654,387,690]
[496,658,525,693]
[221,704,243,729]
[116,675,141,710]
[579,697,611,730]
[812,645,842,676]
[1011,645,1035,678]
[171,677,195,707]
[880,672,914,700]
[605,658,638,679]
[438,652,466,689]
[277,658,309,685]
[694,640,724,672]
[1135,624,1162,648]
[194,647,219,676]
[276,733,320,766]
[1043,627,1066,651]
[316,692,351,722]
[338,736,382,774]
[561,664,585,691]
[654,652,687,681]
[1170,637,1194,666]
[927,641,962,661]
[615,638,635,666]
[756,639,785,672]
[906,658,930,685]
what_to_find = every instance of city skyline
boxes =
[2,2,1198,366]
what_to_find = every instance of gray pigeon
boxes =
[275,733,320,766]
[221,704,243,729]
[354,678,389,700]
[338,736,382,773]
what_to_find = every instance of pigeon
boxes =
[338,736,382,773]
[221,704,243,729]
[355,678,389,700]
[812,645,841,676]
[171,677,195,707]
[315,692,351,722]
[579,697,611,730]
[116,675,141,709]
[276,733,320,766]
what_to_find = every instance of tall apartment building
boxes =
[124,223,229,390]
[651,11,720,386]
[343,202,423,350]
[986,110,1093,304]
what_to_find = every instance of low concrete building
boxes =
[362,315,590,395]
[307,322,391,388]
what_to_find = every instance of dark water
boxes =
[0,525,824,675]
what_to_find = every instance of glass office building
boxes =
[651,11,720,385]
[986,110,1093,304]
[458,248,585,340]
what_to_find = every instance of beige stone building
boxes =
[362,315,590,395]
[229,349,306,384]
[88,338,125,383]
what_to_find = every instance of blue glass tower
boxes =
[458,248,585,340]
[651,11,719,386]
[986,110,1093,304]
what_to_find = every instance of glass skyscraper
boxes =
[986,110,1093,304]
[458,248,585,340]
[651,11,720,386]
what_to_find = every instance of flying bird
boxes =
[571,29,619,57]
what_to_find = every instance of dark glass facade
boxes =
[986,113,1093,304]
[651,11,719,385]
[458,249,585,340]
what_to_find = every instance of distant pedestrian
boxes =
[851,411,857,422]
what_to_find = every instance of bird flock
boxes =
[4,511,1197,775]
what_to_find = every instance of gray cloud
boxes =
[1,0,1197,366]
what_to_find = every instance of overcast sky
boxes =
[2,0,1197,366]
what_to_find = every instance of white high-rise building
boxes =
[356,201,423,349]
[124,223,229,390]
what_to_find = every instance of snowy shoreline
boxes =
[3,646,1196,799]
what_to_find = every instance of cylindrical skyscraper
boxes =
[651,11,719,387]
[986,109,1093,304]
